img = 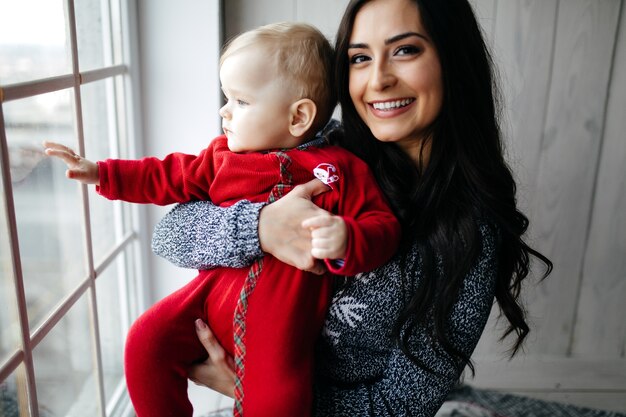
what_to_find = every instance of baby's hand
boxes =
[302,214,347,261]
[43,141,99,185]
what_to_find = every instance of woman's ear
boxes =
[289,99,317,138]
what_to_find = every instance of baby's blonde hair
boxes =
[220,22,335,134]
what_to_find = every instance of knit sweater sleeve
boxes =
[313,222,499,417]
[151,200,265,269]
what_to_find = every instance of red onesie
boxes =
[97,135,400,417]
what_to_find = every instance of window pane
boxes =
[82,79,116,261]
[109,0,124,66]
[82,78,133,263]
[0,0,71,85]
[0,174,20,362]
[33,294,101,417]
[75,0,108,71]
[0,365,30,416]
[3,89,88,330]
[96,254,128,406]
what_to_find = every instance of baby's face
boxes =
[219,48,297,153]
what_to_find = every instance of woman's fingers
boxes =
[259,187,328,269]
[190,319,236,397]
[257,179,331,273]
[195,319,234,372]
[290,178,330,200]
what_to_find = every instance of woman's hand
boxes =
[188,319,236,398]
[259,179,330,274]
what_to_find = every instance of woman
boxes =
[152,0,552,415]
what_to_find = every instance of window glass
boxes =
[3,89,88,330]
[32,294,100,416]
[96,251,132,405]
[82,79,118,261]
[109,0,124,66]
[75,0,108,71]
[0,365,30,416]
[0,172,20,363]
[0,0,71,85]
[82,76,133,263]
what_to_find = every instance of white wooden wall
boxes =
[224,0,626,412]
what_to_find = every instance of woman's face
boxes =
[348,0,443,161]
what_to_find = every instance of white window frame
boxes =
[0,0,147,416]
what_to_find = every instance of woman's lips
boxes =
[368,98,415,117]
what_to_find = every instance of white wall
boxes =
[136,1,230,414]
[136,0,220,302]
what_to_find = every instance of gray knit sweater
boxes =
[152,201,498,417]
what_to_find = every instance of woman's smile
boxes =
[348,0,443,158]
[369,98,416,117]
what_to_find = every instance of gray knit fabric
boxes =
[152,200,498,417]
[152,200,265,269]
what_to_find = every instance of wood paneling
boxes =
[508,392,626,414]
[473,0,560,355]
[525,0,622,355]
[471,356,626,391]
[470,356,626,412]
[573,1,626,357]
[495,0,558,210]
[471,0,497,40]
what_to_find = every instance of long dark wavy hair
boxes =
[333,0,552,374]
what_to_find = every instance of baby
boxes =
[45,22,400,417]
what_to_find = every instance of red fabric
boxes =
[103,136,400,416]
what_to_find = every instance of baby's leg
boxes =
[124,272,215,417]
[238,258,333,417]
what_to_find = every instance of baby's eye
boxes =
[236,99,248,106]
[349,54,370,65]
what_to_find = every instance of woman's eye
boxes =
[396,45,420,56]
[349,54,370,65]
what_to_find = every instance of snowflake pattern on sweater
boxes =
[323,294,368,344]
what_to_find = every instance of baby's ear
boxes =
[289,99,317,138]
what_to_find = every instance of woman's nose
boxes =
[369,60,396,91]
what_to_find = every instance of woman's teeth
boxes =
[372,99,414,110]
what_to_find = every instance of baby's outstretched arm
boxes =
[43,141,99,185]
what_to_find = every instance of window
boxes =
[0,0,144,416]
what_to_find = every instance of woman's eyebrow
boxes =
[348,31,429,49]
[348,42,368,49]
[385,31,429,44]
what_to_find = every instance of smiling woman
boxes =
[346,0,442,163]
